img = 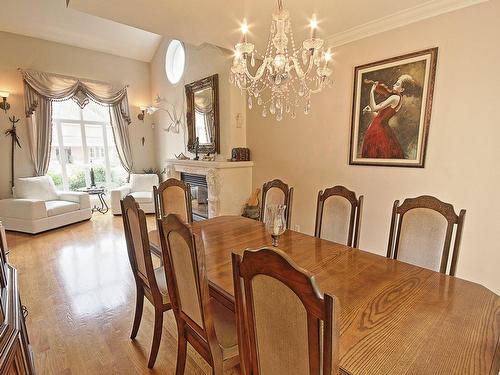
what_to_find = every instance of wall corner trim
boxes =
[326,0,489,47]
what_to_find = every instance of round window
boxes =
[165,39,185,84]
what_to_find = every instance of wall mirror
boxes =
[185,74,220,154]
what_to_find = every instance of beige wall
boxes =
[150,39,246,169]
[247,1,500,294]
[0,31,155,198]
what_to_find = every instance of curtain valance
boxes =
[20,69,133,176]
[194,89,213,114]
[21,69,131,124]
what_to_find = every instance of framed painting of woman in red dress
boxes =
[349,48,438,167]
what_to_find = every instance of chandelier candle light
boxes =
[230,0,333,120]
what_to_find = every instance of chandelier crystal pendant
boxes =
[230,0,333,121]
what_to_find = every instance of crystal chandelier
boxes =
[230,0,333,121]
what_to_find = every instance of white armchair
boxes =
[110,173,159,215]
[0,176,92,234]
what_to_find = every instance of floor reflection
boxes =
[5,213,240,374]
[57,229,131,317]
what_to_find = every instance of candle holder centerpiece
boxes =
[265,204,287,246]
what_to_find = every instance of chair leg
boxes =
[212,356,224,375]
[130,287,144,340]
[147,308,163,369]
[175,323,187,375]
[212,362,224,375]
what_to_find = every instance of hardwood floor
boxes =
[6,214,241,374]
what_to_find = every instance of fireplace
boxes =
[165,159,254,219]
[181,172,208,221]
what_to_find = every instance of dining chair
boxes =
[232,247,340,375]
[387,195,466,275]
[153,178,193,223]
[314,186,363,247]
[120,196,172,369]
[158,214,239,375]
[259,179,294,229]
[150,178,193,264]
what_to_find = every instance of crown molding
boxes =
[326,0,489,47]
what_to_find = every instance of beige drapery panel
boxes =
[193,89,212,114]
[21,69,133,175]
[194,89,214,143]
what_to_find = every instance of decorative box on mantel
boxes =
[165,159,254,219]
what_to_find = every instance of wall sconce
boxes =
[138,106,146,121]
[0,91,10,113]
[138,105,160,121]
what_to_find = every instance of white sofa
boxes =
[0,176,92,234]
[110,173,159,215]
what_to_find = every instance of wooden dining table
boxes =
[149,215,500,375]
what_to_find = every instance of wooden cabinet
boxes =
[3,338,29,375]
[0,223,35,375]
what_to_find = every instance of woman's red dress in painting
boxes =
[361,103,404,159]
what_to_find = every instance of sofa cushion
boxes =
[129,174,158,193]
[58,192,91,210]
[45,201,80,217]
[14,176,58,201]
[129,192,153,204]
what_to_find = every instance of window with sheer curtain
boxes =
[47,100,127,191]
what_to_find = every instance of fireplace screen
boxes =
[181,172,208,221]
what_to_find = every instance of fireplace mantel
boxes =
[165,159,254,218]
[165,159,254,170]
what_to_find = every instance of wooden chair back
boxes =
[387,195,466,275]
[314,186,363,247]
[232,247,340,375]
[121,196,163,305]
[157,214,220,361]
[259,179,294,229]
[154,178,193,223]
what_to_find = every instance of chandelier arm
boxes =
[289,55,315,79]
[245,59,269,82]
[300,78,325,95]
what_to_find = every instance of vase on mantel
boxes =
[265,205,287,246]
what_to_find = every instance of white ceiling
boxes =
[68,0,487,51]
[1,0,487,62]
[0,0,162,62]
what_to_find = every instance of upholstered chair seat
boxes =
[129,192,154,204]
[44,200,81,217]
[210,298,238,359]
[153,267,170,304]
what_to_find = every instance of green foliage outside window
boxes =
[68,166,107,191]
[69,171,86,191]
[48,165,124,191]
[47,172,63,187]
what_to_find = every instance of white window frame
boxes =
[51,105,117,191]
